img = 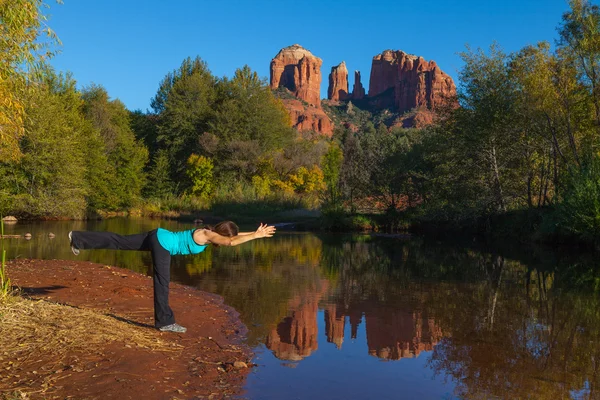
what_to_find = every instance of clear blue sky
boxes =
[46,0,571,112]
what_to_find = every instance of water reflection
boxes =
[265,294,322,361]
[5,219,600,399]
[201,235,600,399]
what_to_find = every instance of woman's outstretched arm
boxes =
[196,223,276,246]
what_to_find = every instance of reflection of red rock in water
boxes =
[324,305,346,349]
[365,309,442,360]
[348,309,362,339]
[265,296,320,361]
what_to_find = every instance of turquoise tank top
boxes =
[156,228,207,256]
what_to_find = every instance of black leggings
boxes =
[70,229,175,328]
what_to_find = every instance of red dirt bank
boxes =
[3,259,253,399]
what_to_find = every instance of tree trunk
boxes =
[490,143,506,212]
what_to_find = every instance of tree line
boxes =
[327,0,600,243]
[2,0,600,244]
[0,2,335,218]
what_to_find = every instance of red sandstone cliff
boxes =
[271,46,455,134]
[281,98,333,136]
[369,50,456,113]
[352,70,365,100]
[270,44,323,107]
[328,61,349,101]
[271,45,332,135]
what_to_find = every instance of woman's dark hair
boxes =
[205,221,239,237]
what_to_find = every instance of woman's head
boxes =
[206,221,239,237]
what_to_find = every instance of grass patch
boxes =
[0,294,179,397]
[209,198,311,223]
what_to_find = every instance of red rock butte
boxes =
[328,61,349,102]
[352,70,366,100]
[270,45,456,134]
[270,44,323,107]
[369,49,456,113]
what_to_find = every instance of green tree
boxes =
[0,0,60,161]
[421,45,523,220]
[340,132,368,212]
[153,56,217,185]
[510,42,590,207]
[144,149,175,199]
[130,109,159,157]
[559,0,600,127]
[551,155,600,243]
[209,65,294,180]
[186,154,214,198]
[81,85,148,208]
[321,142,344,206]
[7,69,88,218]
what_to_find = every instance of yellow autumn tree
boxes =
[0,0,60,161]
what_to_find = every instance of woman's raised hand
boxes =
[255,223,276,238]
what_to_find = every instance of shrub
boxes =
[553,158,600,243]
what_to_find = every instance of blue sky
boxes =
[46,0,571,112]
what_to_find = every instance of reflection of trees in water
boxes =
[183,246,213,276]
[193,234,325,346]
[322,237,600,398]
[426,256,600,400]
[185,232,600,397]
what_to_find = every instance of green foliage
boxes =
[559,0,600,127]
[10,69,88,218]
[251,175,272,199]
[153,56,217,183]
[0,0,61,162]
[0,218,10,300]
[84,127,119,211]
[81,85,148,209]
[417,43,563,221]
[554,157,600,242]
[186,154,214,198]
[130,109,159,157]
[144,149,175,199]
[209,65,294,180]
[150,61,294,193]
[321,142,343,206]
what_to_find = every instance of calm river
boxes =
[3,218,599,399]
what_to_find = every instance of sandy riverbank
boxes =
[1,259,253,399]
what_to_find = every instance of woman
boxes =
[68,221,276,333]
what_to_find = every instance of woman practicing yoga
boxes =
[68,221,276,333]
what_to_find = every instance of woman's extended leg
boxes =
[70,231,151,251]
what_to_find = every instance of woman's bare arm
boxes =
[195,224,276,246]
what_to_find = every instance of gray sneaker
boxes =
[159,323,187,333]
[68,231,80,256]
